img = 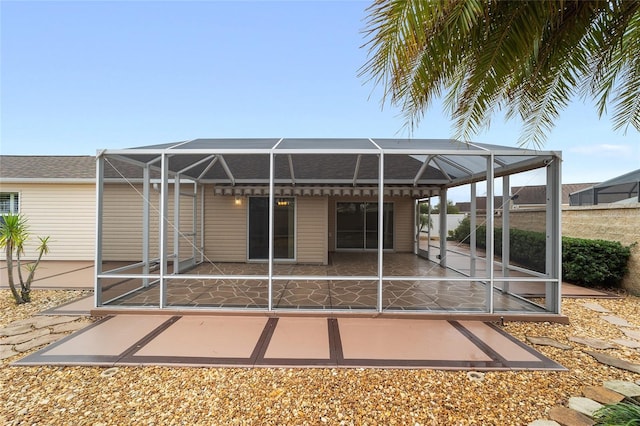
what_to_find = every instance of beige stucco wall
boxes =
[507,206,640,293]
[327,196,415,252]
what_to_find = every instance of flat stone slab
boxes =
[601,315,635,327]
[586,352,640,374]
[568,397,603,417]
[612,338,640,349]
[1,328,50,345]
[621,328,640,341]
[569,336,615,350]
[14,334,63,353]
[32,316,79,329]
[581,302,610,313]
[527,336,572,350]
[0,345,19,360]
[528,421,561,426]
[583,386,625,405]
[604,380,640,397]
[0,323,33,337]
[548,406,594,426]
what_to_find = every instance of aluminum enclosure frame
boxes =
[95,138,563,315]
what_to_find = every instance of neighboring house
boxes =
[456,196,504,214]
[569,169,640,206]
[0,156,96,261]
[510,183,596,209]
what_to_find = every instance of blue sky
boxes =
[1,0,638,191]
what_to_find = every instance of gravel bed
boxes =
[1,290,640,425]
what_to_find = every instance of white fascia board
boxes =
[0,178,95,184]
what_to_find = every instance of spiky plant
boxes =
[594,401,640,426]
[0,214,50,304]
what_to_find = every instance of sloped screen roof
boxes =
[102,138,560,189]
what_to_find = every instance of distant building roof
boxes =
[512,183,596,205]
[456,196,504,212]
[0,156,95,180]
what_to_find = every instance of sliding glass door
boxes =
[249,197,295,260]
[336,202,393,250]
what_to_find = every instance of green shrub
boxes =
[450,217,634,288]
[563,237,633,288]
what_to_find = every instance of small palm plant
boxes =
[0,214,50,304]
[594,401,640,425]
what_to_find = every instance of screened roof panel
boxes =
[373,138,478,152]
[175,138,280,150]
[276,138,376,151]
[103,138,559,189]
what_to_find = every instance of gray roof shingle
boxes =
[0,156,95,180]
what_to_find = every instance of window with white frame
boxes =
[0,193,20,215]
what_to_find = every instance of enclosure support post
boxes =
[502,175,510,293]
[470,183,477,277]
[546,157,562,313]
[486,155,495,313]
[268,151,275,311]
[439,188,447,268]
[174,173,181,273]
[142,165,150,287]
[94,154,105,307]
[377,152,385,313]
[159,153,168,309]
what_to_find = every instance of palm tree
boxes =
[0,214,50,304]
[360,0,640,147]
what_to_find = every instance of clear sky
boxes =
[1,0,638,192]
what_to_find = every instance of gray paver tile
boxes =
[568,397,603,417]
[604,380,640,397]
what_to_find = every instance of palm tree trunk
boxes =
[5,243,24,304]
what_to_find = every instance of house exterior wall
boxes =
[102,183,196,262]
[327,196,415,252]
[297,196,328,264]
[204,193,248,262]
[0,182,95,261]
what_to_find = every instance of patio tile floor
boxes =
[102,253,547,313]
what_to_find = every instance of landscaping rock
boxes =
[621,328,640,340]
[586,352,640,374]
[568,397,603,418]
[13,334,62,353]
[582,386,625,405]
[569,336,615,350]
[0,345,18,360]
[581,302,610,313]
[32,316,79,329]
[601,315,635,327]
[612,338,640,349]
[528,420,561,426]
[1,328,50,345]
[548,406,595,426]
[603,380,640,397]
[526,336,572,350]
[0,323,33,337]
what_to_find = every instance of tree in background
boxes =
[0,214,50,304]
[361,0,640,146]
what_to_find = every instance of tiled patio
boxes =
[14,314,566,370]
[101,253,549,313]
